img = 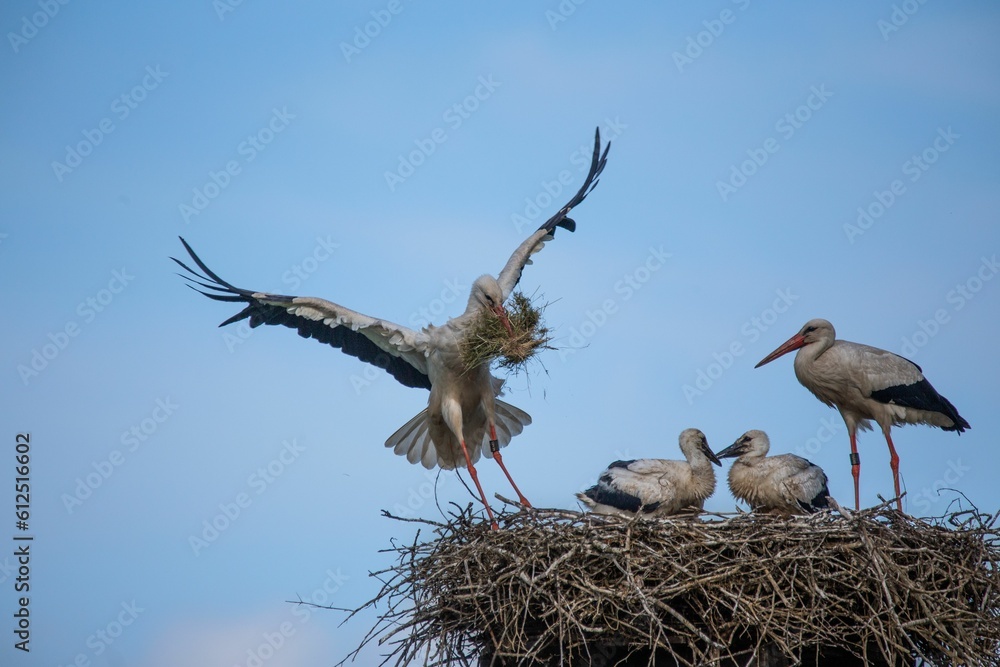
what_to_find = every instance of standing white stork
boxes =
[715,430,829,514]
[755,318,970,512]
[576,429,722,517]
[174,129,610,530]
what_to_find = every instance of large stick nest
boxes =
[343,502,1000,667]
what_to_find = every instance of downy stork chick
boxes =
[716,430,829,514]
[577,428,722,517]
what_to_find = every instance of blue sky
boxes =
[2,2,999,666]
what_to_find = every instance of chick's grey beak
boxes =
[702,440,722,466]
[715,441,744,460]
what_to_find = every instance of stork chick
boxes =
[716,430,829,514]
[577,428,722,517]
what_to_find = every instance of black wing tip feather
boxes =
[172,237,433,391]
[537,126,610,234]
[582,483,643,514]
[870,378,970,433]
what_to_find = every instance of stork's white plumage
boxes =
[755,318,970,512]
[716,430,829,514]
[576,429,722,517]
[174,129,611,530]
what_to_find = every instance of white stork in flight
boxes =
[174,129,610,529]
[715,430,829,514]
[576,429,721,517]
[755,318,970,512]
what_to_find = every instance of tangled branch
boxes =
[339,502,1000,666]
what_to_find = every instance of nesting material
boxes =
[461,291,551,374]
[343,503,1000,667]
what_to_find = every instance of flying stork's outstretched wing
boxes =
[496,127,610,299]
[172,237,432,390]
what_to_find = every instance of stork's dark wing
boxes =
[172,237,432,390]
[496,127,610,299]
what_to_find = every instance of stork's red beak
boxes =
[494,305,514,336]
[755,333,807,368]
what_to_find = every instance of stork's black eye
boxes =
[485,295,495,305]
[804,326,816,334]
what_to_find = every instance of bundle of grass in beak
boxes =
[461,291,552,374]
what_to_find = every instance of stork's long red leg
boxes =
[458,439,499,531]
[489,424,532,508]
[849,430,861,510]
[883,430,903,512]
